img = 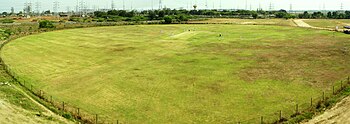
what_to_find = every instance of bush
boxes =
[178,15,189,22]
[0,18,14,23]
[163,16,172,24]
[0,29,13,40]
[62,113,73,120]
[39,20,55,29]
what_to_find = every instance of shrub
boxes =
[0,18,14,23]
[62,113,73,120]
[178,15,189,22]
[0,29,13,40]
[39,20,55,29]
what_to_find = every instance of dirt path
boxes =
[11,84,72,124]
[0,99,60,124]
[304,96,350,123]
[293,19,343,32]
[293,19,313,28]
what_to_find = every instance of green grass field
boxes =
[303,19,350,29]
[2,24,350,123]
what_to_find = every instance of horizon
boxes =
[0,0,349,13]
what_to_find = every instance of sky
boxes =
[0,0,348,12]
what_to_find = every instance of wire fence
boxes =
[236,77,350,124]
[1,23,350,124]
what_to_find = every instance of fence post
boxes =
[39,90,42,98]
[341,81,343,90]
[117,120,119,124]
[62,102,65,111]
[96,114,98,124]
[296,104,299,114]
[333,86,335,95]
[323,92,325,102]
[279,110,282,121]
[311,98,313,107]
[50,96,52,103]
[77,108,80,117]
[347,76,349,84]
[260,116,264,124]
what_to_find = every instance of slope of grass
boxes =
[1,24,350,123]
[304,19,350,29]
[189,18,297,26]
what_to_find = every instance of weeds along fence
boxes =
[0,34,120,124]
[236,77,350,124]
[0,60,117,123]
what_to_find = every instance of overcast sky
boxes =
[0,0,348,12]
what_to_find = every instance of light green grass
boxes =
[2,25,350,123]
[304,19,350,29]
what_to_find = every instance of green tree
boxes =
[178,15,188,21]
[332,11,339,19]
[345,11,350,19]
[158,11,165,18]
[327,12,332,18]
[163,16,172,24]
[252,13,258,19]
[148,11,157,20]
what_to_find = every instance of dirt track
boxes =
[304,96,350,124]
[0,99,62,124]
[11,84,72,124]
[0,83,72,124]
[293,19,313,28]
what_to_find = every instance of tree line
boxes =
[1,9,350,24]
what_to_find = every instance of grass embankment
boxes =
[1,24,350,123]
[189,18,297,26]
[303,19,350,29]
[0,61,66,123]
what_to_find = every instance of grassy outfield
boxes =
[303,19,350,29]
[1,24,350,123]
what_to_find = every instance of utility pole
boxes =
[323,3,326,12]
[340,3,344,11]
[269,2,273,11]
[79,0,85,16]
[205,0,208,9]
[152,0,154,10]
[11,7,14,15]
[212,2,214,9]
[159,0,162,10]
[76,0,79,16]
[123,0,126,10]
[53,1,60,16]
[131,1,133,10]
[245,0,247,10]
[111,0,115,10]
[24,2,32,17]
[35,1,40,16]
[289,4,292,13]
[259,3,261,10]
